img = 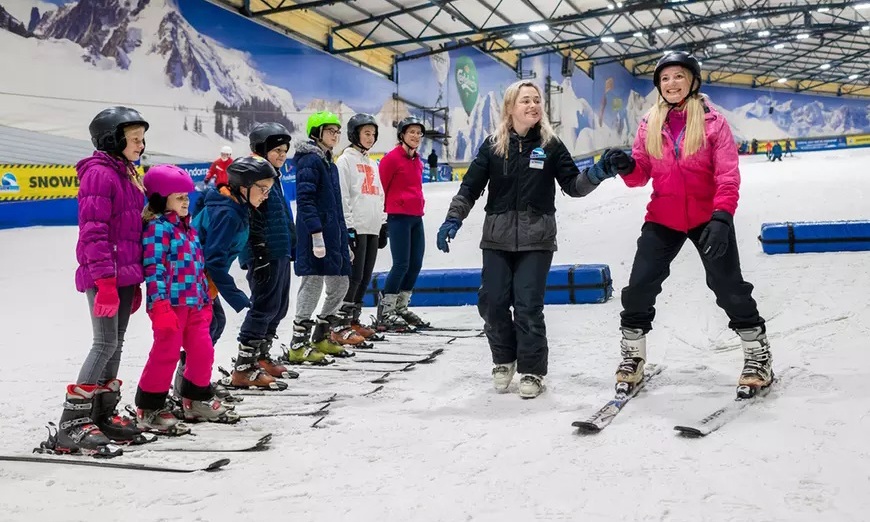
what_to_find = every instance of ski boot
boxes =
[254,338,298,379]
[92,379,152,445]
[182,398,240,424]
[280,321,334,365]
[134,387,191,435]
[328,313,369,347]
[396,290,430,328]
[312,316,355,357]
[47,384,122,457]
[615,327,646,395]
[173,351,244,404]
[736,326,774,399]
[374,293,415,333]
[492,361,516,392]
[343,302,383,341]
[518,374,544,399]
[229,343,288,390]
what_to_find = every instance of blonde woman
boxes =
[436,80,627,398]
[616,51,771,400]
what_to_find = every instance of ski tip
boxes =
[204,458,231,472]
[311,416,327,429]
[430,348,445,356]
[370,372,391,383]
[673,426,705,438]
[572,421,602,433]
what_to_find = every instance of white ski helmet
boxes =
[220,146,233,155]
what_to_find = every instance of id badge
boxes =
[529,159,544,169]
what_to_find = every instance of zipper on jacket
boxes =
[515,139,522,250]
[665,124,690,231]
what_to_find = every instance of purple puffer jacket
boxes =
[74,151,146,292]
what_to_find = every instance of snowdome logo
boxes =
[1,173,20,192]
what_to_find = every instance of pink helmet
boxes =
[143,164,195,197]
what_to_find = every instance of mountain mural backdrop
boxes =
[0,0,868,164]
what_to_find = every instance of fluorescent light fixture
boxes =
[601,36,616,43]
[633,32,643,37]
[855,3,869,9]
[849,74,859,80]
[512,33,530,40]
[617,2,623,7]
[796,33,810,39]
[745,18,757,24]
[607,3,614,9]
[820,63,831,69]
[697,61,703,66]
[773,43,786,49]
[656,28,670,34]
[720,22,736,29]
[715,43,728,49]
[817,7,830,12]
[863,25,870,30]
[777,78,788,83]
[758,30,771,37]
[529,23,549,32]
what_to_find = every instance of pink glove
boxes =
[93,278,120,318]
[131,286,142,315]
[148,300,179,334]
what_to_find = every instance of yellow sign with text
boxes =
[846,134,870,147]
[0,164,81,201]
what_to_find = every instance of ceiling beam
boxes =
[246,0,354,17]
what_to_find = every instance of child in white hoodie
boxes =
[336,113,387,339]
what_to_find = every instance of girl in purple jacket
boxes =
[135,165,238,434]
[50,107,150,457]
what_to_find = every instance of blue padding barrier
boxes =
[759,220,870,254]
[363,264,612,307]
[0,198,80,229]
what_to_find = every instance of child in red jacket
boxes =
[204,146,233,187]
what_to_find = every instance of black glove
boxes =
[698,211,733,260]
[251,242,271,285]
[606,149,636,175]
[378,223,388,249]
[348,228,357,251]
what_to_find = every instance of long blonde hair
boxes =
[491,80,558,158]
[644,91,707,160]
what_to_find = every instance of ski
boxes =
[125,433,272,453]
[0,453,230,473]
[353,355,435,365]
[352,346,444,358]
[238,402,331,419]
[573,364,666,433]
[416,326,483,333]
[673,368,791,437]
[297,362,415,373]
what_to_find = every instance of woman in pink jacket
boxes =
[611,52,771,400]
[49,107,150,457]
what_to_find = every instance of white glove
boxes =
[312,233,326,258]
[349,247,355,263]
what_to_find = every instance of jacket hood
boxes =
[340,146,368,161]
[202,186,247,217]
[75,151,128,180]
[295,140,331,162]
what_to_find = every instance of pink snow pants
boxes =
[138,305,214,393]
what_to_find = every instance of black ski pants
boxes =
[620,221,764,333]
[344,234,379,304]
[478,249,553,376]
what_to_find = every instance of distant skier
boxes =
[784,138,794,157]
[204,146,233,188]
[770,142,783,162]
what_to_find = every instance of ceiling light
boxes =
[607,3,614,9]
[601,36,616,43]
[745,18,757,24]
[697,61,703,66]
[633,32,643,37]
[715,43,728,49]
[849,74,859,80]
[863,25,870,30]
[796,33,810,39]
[720,22,736,29]
[656,28,670,34]
[817,7,830,12]
[773,43,786,49]
[616,2,624,7]
[529,23,549,32]
[512,33,530,40]
[820,63,831,69]
[758,30,771,37]
[777,78,788,83]
[855,3,869,9]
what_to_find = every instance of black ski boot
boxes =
[92,379,152,444]
[48,384,122,457]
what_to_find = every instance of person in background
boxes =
[336,113,388,341]
[427,149,439,182]
[614,51,772,400]
[770,142,783,162]
[291,111,362,362]
[436,80,622,399]
[136,165,239,433]
[765,141,772,160]
[375,116,430,331]
[51,107,150,457]
[784,138,794,157]
[204,146,233,188]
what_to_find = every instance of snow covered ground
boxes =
[1,148,870,521]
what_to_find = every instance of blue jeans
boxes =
[383,214,425,294]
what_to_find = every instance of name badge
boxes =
[529,159,544,169]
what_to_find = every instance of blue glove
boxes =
[586,148,635,184]
[436,218,462,253]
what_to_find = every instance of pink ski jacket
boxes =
[621,105,740,232]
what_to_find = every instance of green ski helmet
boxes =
[306,111,341,141]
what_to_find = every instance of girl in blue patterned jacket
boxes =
[134,165,239,433]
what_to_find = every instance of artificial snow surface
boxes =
[1,148,870,521]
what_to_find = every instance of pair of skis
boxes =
[573,364,781,437]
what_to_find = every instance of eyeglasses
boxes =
[322,128,341,136]
[253,183,272,195]
[404,130,424,137]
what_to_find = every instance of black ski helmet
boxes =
[347,113,379,150]
[89,106,149,156]
[227,155,278,189]
[653,51,702,105]
[397,116,426,143]
[249,122,292,157]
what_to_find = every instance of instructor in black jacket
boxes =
[436,80,633,399]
